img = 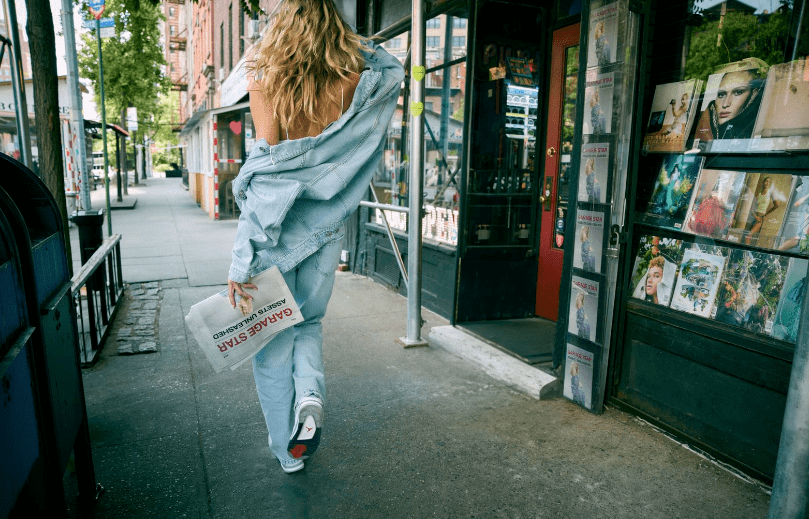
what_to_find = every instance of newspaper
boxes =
[185,266,303,373]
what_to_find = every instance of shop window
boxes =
[630,0,809,347]
[216,110,245,219]
[372,12,468,248]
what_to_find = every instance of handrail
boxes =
[71,235,122,292]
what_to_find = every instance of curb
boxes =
[428,325,561,400]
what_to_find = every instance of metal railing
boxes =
[71,235,124,365]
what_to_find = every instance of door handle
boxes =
[547,147,556,157]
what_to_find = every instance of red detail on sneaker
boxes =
[306,427,313,432]
[290,444,308,459]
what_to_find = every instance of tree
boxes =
[78,0,171,184]
[24,0,72,274]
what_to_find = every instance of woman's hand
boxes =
[228,279,258,309]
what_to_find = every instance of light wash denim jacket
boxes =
[228,42,404,283]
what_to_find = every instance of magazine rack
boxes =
[554,0,644,413]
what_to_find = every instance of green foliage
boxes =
[149,91,181,168]
[78,0,170,127]
[685,7,808,84]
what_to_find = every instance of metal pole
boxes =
[397,0,427,348]
[96,18,112,236]
[62,0,91,210]
[768,272,809,518]
[2,0,32,169]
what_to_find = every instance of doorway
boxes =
[535,23,580,321]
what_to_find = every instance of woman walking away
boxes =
[226,0,404,474]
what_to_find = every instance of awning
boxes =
[178,108,209,136]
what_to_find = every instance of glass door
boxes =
[536,23,580,320]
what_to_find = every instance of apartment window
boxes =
[169,6,175,17]
[426,36,440,48]
[426,18,440,28]
[239,4,245,57]
[220,23,224,72]
[386,38,401,49]
[453,18,466,28]
[170,25,176,36]
[452,36,465,47]
[228,4,233,70]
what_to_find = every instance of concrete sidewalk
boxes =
[65,178,771,518]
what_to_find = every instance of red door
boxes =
[536,24,580,320]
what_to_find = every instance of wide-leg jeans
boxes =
[251,237,342,463]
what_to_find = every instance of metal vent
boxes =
[374,246,400,288]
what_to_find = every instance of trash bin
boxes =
[71,209,105,264]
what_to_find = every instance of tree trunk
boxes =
[25,0,72,276]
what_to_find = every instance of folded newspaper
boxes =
[185,266,303,372]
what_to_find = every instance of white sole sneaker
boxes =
[279,458,304,474]
[288,398,323,459]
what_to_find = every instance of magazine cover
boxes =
[753,58,809,150]
[642,79,701,153]
[727,173,794,248]
[587,2,618,68]
[641,154,704,229]
[777,176,809,255]
[578,142,610,203]
[683,169,746,239]
[583,72,614,135]
[629,235,684,307]
[691,60,767,152]
[670,246,728,318]
[573,210,605,273]
[712,250,789,336]
[771,258,809,343]
[564,343,595,410]
[569,276,599,342]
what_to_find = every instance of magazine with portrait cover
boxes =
[573,210,605,274]
[771,258,809,343]
[711,249,789,336]
[583,72,614,136]
[776,176,809,255]
[641,79,702,153]
[564,343,596,410]
[752,58,809,151]
[569,275,600,343]
[629,235,684,307]
[640,154,704,229]
[587,2,618,69]
[683,168,747,239]
[726,173,795,249]
[578,142,610,204]
[691,60,767,153]
[670,245,728,318]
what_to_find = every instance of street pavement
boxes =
[64,177,772,518]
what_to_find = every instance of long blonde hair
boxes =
[250,0,366,130]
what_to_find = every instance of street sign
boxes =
[100,26,115,38]
[127,107,138,132]
[88,0,105,20]
[98,17,114,28]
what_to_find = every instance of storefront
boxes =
[357,0,809,483]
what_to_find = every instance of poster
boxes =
[573,210,605,273]
[583,72,614,135]
[564,343,595,410]
[629,235,683,307]
[771,258,809,343]
[578,142,610,203]
[691,60,767,152]
[726,173,794,248]
[712,250,789,335]
[641,154,704,229]
[670,246,728,318]
[683,169,746,239]
[753,58,809,150]
[587,2,618,68]
[569,276,599,342]
[777,176,809,254]
[642,79,701,153]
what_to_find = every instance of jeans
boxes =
[251,236,342,462]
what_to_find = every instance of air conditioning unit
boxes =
[247,19,260,40]
[218,67,225,82]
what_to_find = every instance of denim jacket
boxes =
[228,42,404,283]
